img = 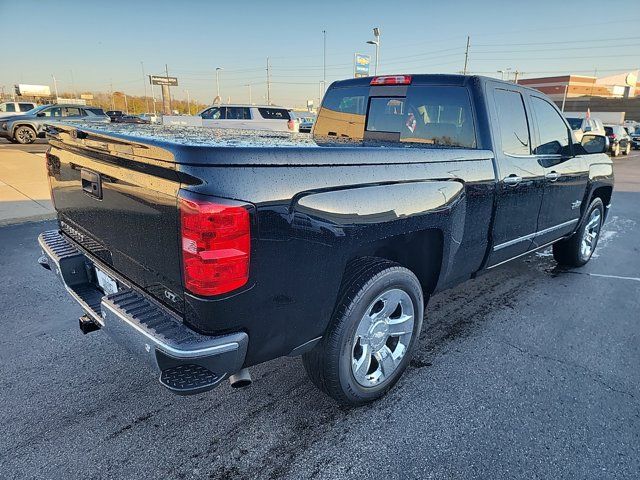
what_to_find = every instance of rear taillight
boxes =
[370,75,412,86]
[179,197,251,296]
[287,119,295,130]
[609,134,617,139]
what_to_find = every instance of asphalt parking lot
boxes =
[0,153,639,480]
[0,138,49,154]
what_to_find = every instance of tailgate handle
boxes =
[81,169,102,199]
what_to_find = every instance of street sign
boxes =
[354,54,371,78]
[149,75,178,86]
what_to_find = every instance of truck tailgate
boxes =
[46,126,184,312]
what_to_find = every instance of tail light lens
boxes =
[370,75,412,86]
[287,119,295,130]
[180,197,251,296]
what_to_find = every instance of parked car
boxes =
[566,116,606,141]
[0,105,110,144]
[298,116,316,133]
[117,115,150,124]
[198,104,299,132]
[38,74,612,406]
[604,124,632,156]
[0,101,37,117]
[138,113,160,124]
[630,126,640,150]
[105,110,124,122]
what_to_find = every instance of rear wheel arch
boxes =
[346,228,444,296]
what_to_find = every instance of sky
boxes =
[1,0,639,109]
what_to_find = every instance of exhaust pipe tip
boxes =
[79,314,100,335]
[229,368,252,388]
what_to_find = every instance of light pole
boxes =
[215,67,223,102]
[141,61,149,113]
[322,30,326,96]
[185,89,191,115]
[245,84,252,104]
[366,27,380,75]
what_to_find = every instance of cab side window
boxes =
[494,89,530,155]
[531,96,571,156]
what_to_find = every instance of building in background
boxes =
[519,71,640,103]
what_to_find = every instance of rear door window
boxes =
[258,108,290,120]
[494,89,530,155]
[225,107,251,119]
[19,103,34,112]
[4,103,16,112]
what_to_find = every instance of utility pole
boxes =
[215,67,223,102]
[51,74,59,100]
[561,84,568,112]
[123,93,128,114]
[246,84,252,104]
[141,61,149,113]
[163,64,172,114]
[513,70,521,84]
[463,36,470,75]
[110,80,115,110]
[266,57,271,105]
[186,89,191,115]
[322,30,326,96]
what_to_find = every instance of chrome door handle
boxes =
[503,175,523,186]
[545,172,560,182]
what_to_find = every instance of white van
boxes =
[198,105,299,132]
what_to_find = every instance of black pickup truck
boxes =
[38,75,613,406]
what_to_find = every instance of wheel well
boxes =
[12,123,36,135]
[591,186,612,208]
[348,229,443,294]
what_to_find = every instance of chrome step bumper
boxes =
[38,230,248,395]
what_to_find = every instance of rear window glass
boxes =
[322,86,368,115]
[566,118,582,130]
[258,108,290,120]
[366,86,476,148]
[604,127,613,135]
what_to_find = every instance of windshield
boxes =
[25,105,51,115]
[566,118,583,130]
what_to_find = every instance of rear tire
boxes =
[611,144,620,157]
[623,143,630,155]
[552,198,604,267]
[13,126,36,144]
[302,258,424,406]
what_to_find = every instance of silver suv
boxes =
[566,116,606,142]
[0,104,110,144]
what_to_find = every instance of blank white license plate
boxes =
[95,267,118,295]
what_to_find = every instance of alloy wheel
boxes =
[351,288,415,387]
[581,209,602,260]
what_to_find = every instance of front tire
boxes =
[13,126,37,144]
[552,198,604,267]
[302,258,424,406]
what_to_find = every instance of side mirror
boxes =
[580,134,609,154]
[36,112,46,117]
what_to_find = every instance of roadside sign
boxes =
[354,54,371,78]
[80,94,94,100]
[149,75,178,86]
[15,84,51,97]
